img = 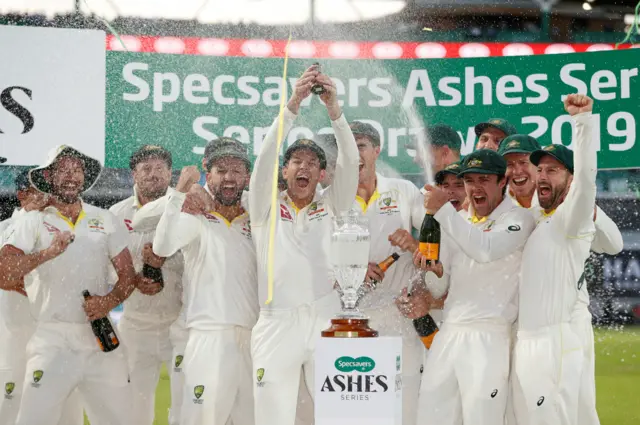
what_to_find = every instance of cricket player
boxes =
[0,170,83,425]
[407,124,462,174]
[0,145,137,425]
[109,145,187,425]
[394,161,465,323]
[497,132,623,425]
[149,139,258,425]
[346,119,427,425]
[249,65,358,425]
[414,149,536,425]
[475,118,517,151]
[514,94,598,425]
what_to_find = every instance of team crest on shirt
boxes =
[256,368,266,387]
[377,191,399,215]
[239,219,253,240]
[88,217,105,233]
[308,201,328,221]
[193,385,205,404]
[43,222,60,235]
[280,204,293,222]
[4,382,14,399]
[31,370,43,388]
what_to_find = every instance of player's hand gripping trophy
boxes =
[322,208,378,337]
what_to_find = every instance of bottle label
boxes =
[419,242,439,260]
[420,330,439,349]
[96,337,104,352]
[109,332,119,345]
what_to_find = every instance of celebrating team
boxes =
[0,64,622,425]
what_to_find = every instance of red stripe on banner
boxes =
[105,35,636,58]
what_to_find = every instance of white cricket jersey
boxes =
[151,191,258,330]
[2,202,129,324]
[110,188,184,331]
[434,198,536,325]
[0,212,36,329]
[519,112,598,330]
[248,108,359,309]
[354,174,425,309]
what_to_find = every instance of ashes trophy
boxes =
[322,208,378,338]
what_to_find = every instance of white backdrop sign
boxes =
[315,337,402,425]
[0,25,105,166]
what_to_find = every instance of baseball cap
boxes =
[15,168,34,192]
[129,145,172,170]
[497,134,541,157]
[435,161,463,185]
[350,121,381,147]
[474,118,517,138]
[407,124,461,152]
[458,149,507,177]
[283,139,327,170]
[529,144,574,174]
[203,137,251,171]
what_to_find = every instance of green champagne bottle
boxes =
[418,213,440,262]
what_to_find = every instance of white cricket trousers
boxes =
[417,322,511,425]
[570,309,599,425]
[252,293,338,425]
[169,319,189,425]
[364,303,425,425]
[15,323,132,425]
[180,326,253,425]
[118,316,187,425]
[513,323,583,425]
[0,324,83,425]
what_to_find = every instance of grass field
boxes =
[85,326,640,425]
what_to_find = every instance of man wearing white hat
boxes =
[0,145,137,425]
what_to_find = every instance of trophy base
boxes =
[321,318,378,338]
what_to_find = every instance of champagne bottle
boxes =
[311,63,326,95]
[418,213,440,262]
[413,314,439,349]
[378,252,400,272]
[82,290,120,352]
[142,263,164,290]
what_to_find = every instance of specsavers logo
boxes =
[335,356,376,373]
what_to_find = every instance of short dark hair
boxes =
[129,145,172,170]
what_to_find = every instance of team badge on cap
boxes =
[445,163,460,170]
[544,145,556,151]
[468,159,483,167]
[507,140,520,148]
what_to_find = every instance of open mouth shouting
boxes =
[295,173,311,189]
[538,182,552,198]
[449,198,461,209]
[472,194,487,207]
[511,176,528,187]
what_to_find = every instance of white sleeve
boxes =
[2,211,40,254]
[249,108,297,225]
[591,206,623,255]
[130,191,173,232]
[408,183,426,231]
[153,192,201,257]
[323,114,360,214]
[107,212,130,259]
[434,203,535,264]
[556,112,598,238]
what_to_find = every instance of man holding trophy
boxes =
[249,65,359,425]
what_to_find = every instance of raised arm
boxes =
[153,170,203,258]
[317,74,359,213]
[130,187,178,233]
[249,66,319,224]
[433,201,535,263]
[591,205,623,255]
[557,95,598,238]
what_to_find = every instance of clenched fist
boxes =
[176,166,201,193]
[564,94,593,116]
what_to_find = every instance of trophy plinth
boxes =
[322,317,378,338]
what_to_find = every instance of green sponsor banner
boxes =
[106,49,640,171]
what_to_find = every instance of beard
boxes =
[52,186,80,204]
[138,183,168,201]
[213,187,243,206]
